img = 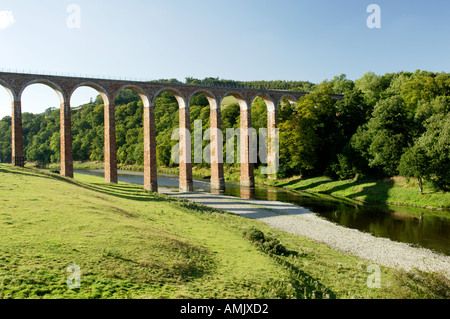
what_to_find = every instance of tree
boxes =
[330,74,354,94]
[416,113,450,190]
[398,145,429,193]
[354,72,391,107]
[352,96,411,176]
[278,83,338,177]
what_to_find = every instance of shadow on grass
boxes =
[284,175,395,211]
[0,165,168,204]
[86,182,169,203]
[281,178,335,191]
[272,255,336,299]
[324,178,395,211]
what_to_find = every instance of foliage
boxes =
[243,227,289,256]
[0,72,449,191]
[394,269,450,299]
[351,96,412,177]
[399,113,450,191]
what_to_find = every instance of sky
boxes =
[0,0,449,118]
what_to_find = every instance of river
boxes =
[74,168,449,256]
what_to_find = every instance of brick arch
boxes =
[19,79,66,104]
[188,89,218,109]
[276,94,298,106]
[0,78,16,101]
[250,93,276,113]
[219,91,249,110]
[69,81,112,106]
[114,84,151,108]
[152,87,187,109]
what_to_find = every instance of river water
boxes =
[74,169,449,256]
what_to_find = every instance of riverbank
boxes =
[273,176,450,211]
[171,191,450,279]
[42,161,450,210]
[1,164,449,298]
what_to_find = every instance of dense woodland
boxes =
[0,71,449,191]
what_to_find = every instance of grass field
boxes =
[220,95,238,108]
[1,164,447,299]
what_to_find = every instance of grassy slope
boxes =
[275,176,450,210]
[0,164,444,299]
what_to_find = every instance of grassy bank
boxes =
[0,164,448,299]
[45,161,449,210]
[274,176,450,210]
[45,161,267,183]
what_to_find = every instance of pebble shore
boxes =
[168,191,450,278]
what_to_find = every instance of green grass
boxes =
[275,176,450,210]
[1,164,447,299]
[221,96,238,108]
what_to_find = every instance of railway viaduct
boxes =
[0,71,342,192]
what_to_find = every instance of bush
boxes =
[395,269,450,299]
[243,227,289,256]
[243,227,265,242]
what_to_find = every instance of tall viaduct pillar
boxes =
[210,99,225,190]
[143,103,158,192]
[11,100,24,167]
[179,102,193,192]
[104,100,117,184]
[240,100,255,188]
[267,107,278,179]
[60,101,73,178]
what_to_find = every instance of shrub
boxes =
[395,269,450,299]
[243,227,289,256]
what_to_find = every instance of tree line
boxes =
[0,71,448,192]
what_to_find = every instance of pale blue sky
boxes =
[0,0,449,118]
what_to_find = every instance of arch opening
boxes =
[0,85,13,163]
[277,96,298,123]
[190,91,225,191]
[113,88,147,167]
[153,88,186,109]
[189,92,213,168]
[69,86,107,164]
[0,84,12,120]
[19,83,64,167]
[219,94,242,171]
[153,89,192,191]
[69,81,117,183]
[70,86,100,109]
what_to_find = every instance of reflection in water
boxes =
[74,169,449,256]
[240,186,255,199]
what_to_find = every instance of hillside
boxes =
[0,164,448,299]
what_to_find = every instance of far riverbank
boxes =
[41,161,450,210]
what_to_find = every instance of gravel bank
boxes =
[167,191,450,278]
